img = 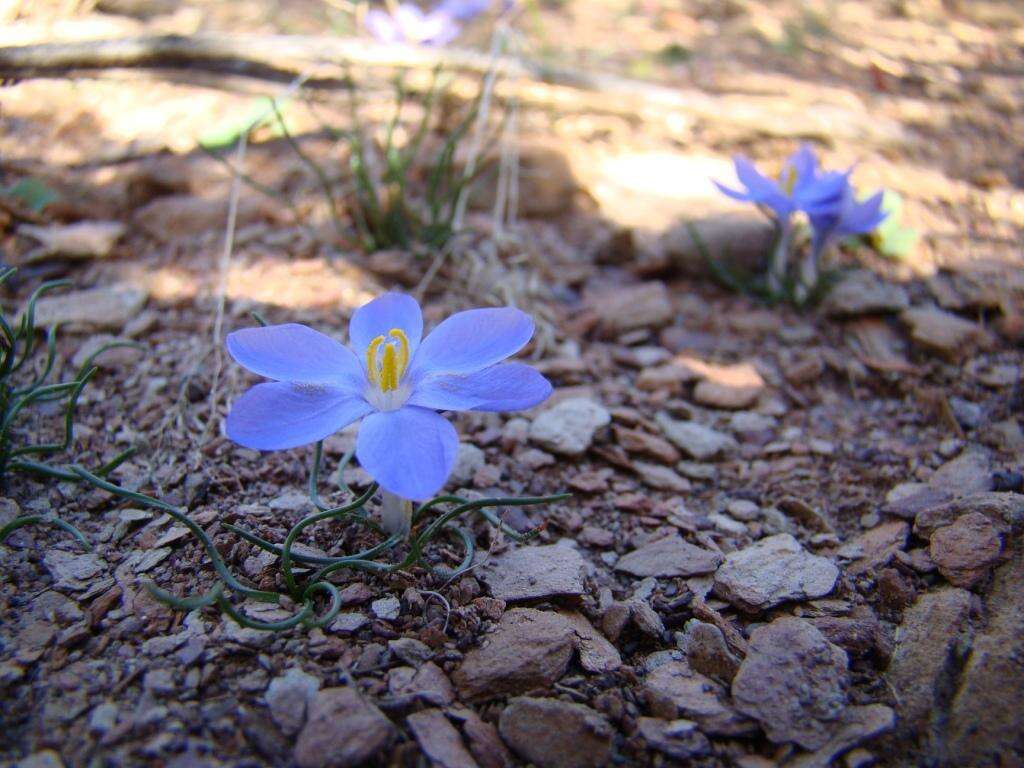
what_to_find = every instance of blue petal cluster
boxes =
[365,0,498,46]
[224,293,552,501]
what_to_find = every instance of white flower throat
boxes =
[364,327,412,411]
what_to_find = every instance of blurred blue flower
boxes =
[715,143,849,225]
[437,0,492,21]
[808,182,887,260]
[365,3,462,46]
[225,293,551,500]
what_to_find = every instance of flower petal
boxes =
[408,363,552,412]
[348,292,423,359]
[227,324,364,389]
[226,382,372,451]
[356,407,458,500]
[410,307,534,377]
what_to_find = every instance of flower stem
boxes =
[768,220,793,298]
[380,490,412,539]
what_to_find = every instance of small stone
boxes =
[683,621,741,682]
[579,525,614,548]
[929,512,1003,589]
[43,550,107,591]
[615,535,723,578]
[529,398,611,456]
[407,709,478,768]
[656,414,737,460]
[451,443,486,486]
[901,306,988,359]
[637,717,711,760]
[499,697,613,768]
[633,462,692,492]
[692,362,765,410]
[389,662,456,707]
[294,687,395,768]
[453,608,574,701]
[838,521,909,575]
[587,281,674,334]
[13,751,65,768]
[726,499,760,521]
[636,361,702,392]
[18,220,125,261]
[32,284,148,331]
[329,612,368,634]
[562,610,622,674]
[266,668,320,736]
[71,334,143,370]
[786,705,895,768]
[729,411,777,435]
[708,513,747,536]
[913,492,1024,538]
[887,587,974,739]
[643,660,754,736]
[614,426,681,463]
[476,544,586,603]
[821,270,909,317]
[731,618,849,750]
[371,596,401,621]
[929,449,994,495]
[713,534,839,612]
[389,637,433,666]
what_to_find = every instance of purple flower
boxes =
[437,0,492,21]
[365,3,462,46]
[224,293,552,501]
[808,182,887,259]
[716,143,849,224]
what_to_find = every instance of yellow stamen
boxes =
[380,343,398,391]
[781,167,797,196]
[365,335,385,386]
[389,328,410,378]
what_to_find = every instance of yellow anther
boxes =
[365,335,386,386]
[380,343,398,392]
[388,328,410,379]
[781,167,797,196]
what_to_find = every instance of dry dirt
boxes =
[1,1,1022,767]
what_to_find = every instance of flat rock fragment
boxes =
[787,705,895,768]
[562,611,622,673]
[586,281,674,334]
[643,660,755,737]
[265,667,320,735]
[928,512,1003,589]
[615,535,723,578]
[293,686,395,768]
[901,306,988,358]
[637,717,711,760]
[407,708,479,768]
[885,587,974,738]
[32,284,148,331]
[498,697,613,768]
[656,414,737,460]
[477,545,586,602]
[529,398,611,456]
[822,269,909,317]
[731,618,849,750]
[18,220,125,261]
[452,608,574,701]
[713,534,838,612]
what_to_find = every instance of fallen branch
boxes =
[0,33,906,145]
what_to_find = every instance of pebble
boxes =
[901,306,988,359]
[614,425,681,463]
[499,697,613,768]
[371,596,401,621]
[452,608,575,701]
[682,620,741,682]
[293,687,395,768]
[637,717,712,760]
[529,398,611,456]
[656,414,737,460]
[838,521,909,575]
[928,512,1003,589]
[643,659,755,736]
[731,617,849,750]
[406,709,478,768]
[43,550,107,592]
[450,443,486,486]
[615,535,723,578]
[18,220,125,261]
[786,705,895,768]
[633,462,692,492]
[708,513,747,536]
[713,534,839,612]
[266,668,320,735]
[32,284,148,331]
[476,544,586,602]
[726,499,760,521]
[587,281,674,334]
[821,270,909,317]
[692,362,765,410]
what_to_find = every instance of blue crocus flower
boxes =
[807,182,887,262]
[437,0,492,21]
[365,3,462,46]
[224,293,552,501]
[715,143,849,225]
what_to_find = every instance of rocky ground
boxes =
[1,1,1023,767]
